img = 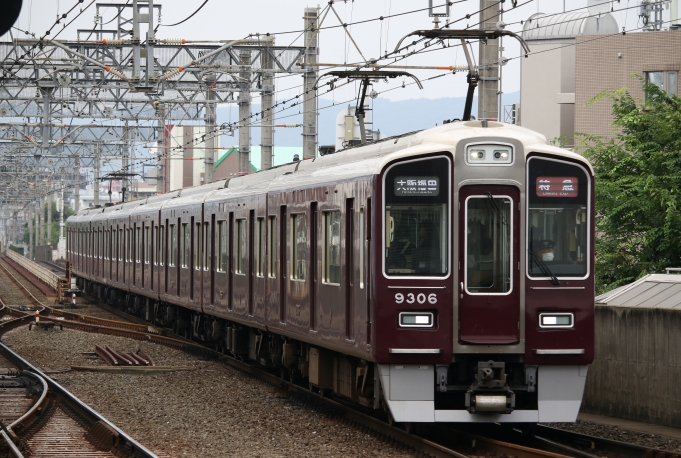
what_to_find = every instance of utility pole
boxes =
[238,49,252,174]
[478,0,500,121]
[74,155,80,212]
[94,144,100,207]
[302,7,319,160]
[205,75,216,184]
[123,125,129,202]
[156,105,166,194]
[260,39,275,171]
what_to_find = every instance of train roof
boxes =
[68,121,592,223]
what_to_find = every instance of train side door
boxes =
[458,185,520,345]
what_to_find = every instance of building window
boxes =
[291,213,307,281]
[268,216,277,278]
[645,71,678,96]
[324,211,341,284]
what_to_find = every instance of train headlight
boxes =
[469,150,485,160]
[539,313,574,328]
[399,312,434,328]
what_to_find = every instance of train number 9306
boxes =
[395,293,437,305]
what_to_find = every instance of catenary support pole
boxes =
[238,49,252,174]
[303,7,319,160]
[260,39,275,171]
[478,0,500,121]
[205,75,216,184]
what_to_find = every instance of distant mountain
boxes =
[218,92,519,148]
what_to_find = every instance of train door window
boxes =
[217,220,227,272]
[235,219,246,274]
[323,211,341,284]
[194,222,201,270]
[359,207,365,289]
[465,196,512,294]
[527,157,590,279]
[145,226,150,264]
[159,225,164,266]
[169,224,177,267]
[136,226,142,263]
[203,222,210,271]
[181,223,189,268]
[383,156,450,277]
[256,218,266,277]
[268,216,277,278]
[291,213,307,281]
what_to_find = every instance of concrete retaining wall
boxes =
[582,306,681,427]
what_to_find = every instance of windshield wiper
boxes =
[485,192,508,226]
[529,247,560,286]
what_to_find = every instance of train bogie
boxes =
[66,121,594,424]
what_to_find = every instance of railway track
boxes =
[3,255,668,458]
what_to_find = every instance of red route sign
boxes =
[536,176,578,197]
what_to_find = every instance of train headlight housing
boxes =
[399,312,434,328]
[539,312,574,328]
[469,150,485,160]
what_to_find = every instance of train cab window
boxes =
[383,156,450,277]
[217,220,227,272]
[527,157,590,279]
[323,211,341,284]
[291,213,307,281]
[203,223,210,271]
[257,218,265,277]
[268,216,277,278]
[235,219,246,274]
[169,224,177,267]
[465,196,512,294]
[181,223,189,268]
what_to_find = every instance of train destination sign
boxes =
[394,176,439,196]
[536,176,578,197]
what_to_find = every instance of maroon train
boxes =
[66,120,594,424]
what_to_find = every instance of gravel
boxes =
[550,421,681,453]
[0,260,48,306]
[2,326,417,457]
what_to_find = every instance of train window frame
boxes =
[144,226,151,265]
[526,156,591,281]
[118,228,123,261]
[136,227,141,263]
[235,218,247,275]
[217,220,227,272]
[463,194,514,296]
[381,154,452,280]
[268,215,277,278]
[194,222,201,271]
[291,212,307,281]
[169,224,177,267]
[203,222,210,272]
[322,210,341,285]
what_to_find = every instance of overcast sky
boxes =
[5,0,665,105]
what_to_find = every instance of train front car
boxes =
[374,122,594,424]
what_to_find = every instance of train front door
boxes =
[458,185,520,345]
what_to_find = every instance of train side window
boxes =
[291,213,307,281]
[323,211,341,284]
[257,217,265,277]
[169,224,177,267]
[181,223,189,268]
[204,222,210,271]
[268,216,277,278]
[145,226,151,264]
[217,220,227,272]
[157,226,163,266]
[118,229,123,261]
[235,219,246,274]
[126,229,131,262]
[194,222,201,270]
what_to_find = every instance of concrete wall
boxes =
[582,306,681,427]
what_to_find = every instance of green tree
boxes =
[581,79,681,293]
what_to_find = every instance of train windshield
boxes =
[383,156,450,277]
[527,157,590,278]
